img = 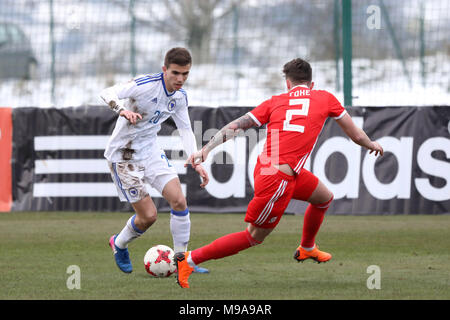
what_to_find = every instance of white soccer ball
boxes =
[143,244,176,277]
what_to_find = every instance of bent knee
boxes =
[313,194,334,209]
[170,197,187,212]
[247,225,273,244]
[141,211,157,227]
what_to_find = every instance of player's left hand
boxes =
[194,164,209,188]
[369,141,384,156]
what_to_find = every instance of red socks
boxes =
[301,197,333,248]
[191,229,261,265]
[189,197,333,265]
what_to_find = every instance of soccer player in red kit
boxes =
[175,58,384,288]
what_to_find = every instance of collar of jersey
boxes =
[161,73,176,97]
[290,84,310,91]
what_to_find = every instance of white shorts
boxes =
[108,149,178,203]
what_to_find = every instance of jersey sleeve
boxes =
[172,102,196,156]
[115,77,144,99]
[248,98,272,127]
[327,92,347,120]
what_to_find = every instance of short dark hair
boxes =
[164,47,192,68]
[282,58,312,84]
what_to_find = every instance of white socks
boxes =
[115,214,145,249]
[170,208,191,253]
[301,244,316,252]
[114,208,191,252]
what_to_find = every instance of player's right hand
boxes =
[120,109,142,125]
[185,149,207,168]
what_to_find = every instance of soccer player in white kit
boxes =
[100,48,209,274]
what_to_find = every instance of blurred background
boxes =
[0,0,449,108]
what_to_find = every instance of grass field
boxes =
[0,212,449,300]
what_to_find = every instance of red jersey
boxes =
[248,85,346,174]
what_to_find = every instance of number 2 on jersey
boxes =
[150,111,163,124]
[283,98,310,133]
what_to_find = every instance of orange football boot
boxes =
[175,251,194,288]
[293,245,332,263]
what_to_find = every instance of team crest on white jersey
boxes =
[167,99,176,111]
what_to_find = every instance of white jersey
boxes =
[103,72,192,163]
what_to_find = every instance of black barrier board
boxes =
[10,106,450,214]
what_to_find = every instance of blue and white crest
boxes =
[128,187,138,198]
[167,99,176,111]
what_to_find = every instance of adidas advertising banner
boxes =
[2,106,450,214]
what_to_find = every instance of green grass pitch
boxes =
[0,212,449,300]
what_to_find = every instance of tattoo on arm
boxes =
[204,114,257,153]
[234,114,257,131]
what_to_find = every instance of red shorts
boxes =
[245,160,319,229]
[292,168,319,201]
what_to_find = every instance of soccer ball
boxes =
[143,245,176,277]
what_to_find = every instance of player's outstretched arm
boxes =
[187,114,257,167]
[336,113,384,156]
